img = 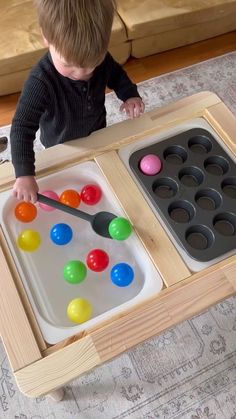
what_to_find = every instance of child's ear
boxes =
[41,29,49,47]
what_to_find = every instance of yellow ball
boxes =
[67,298,92,324]
[17,229,41,252]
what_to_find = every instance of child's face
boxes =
[49,44,95,81]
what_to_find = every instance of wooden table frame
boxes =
[0,91,235,399]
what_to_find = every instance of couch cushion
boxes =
[0,1,130,94]
[0,0,44,77]
[109,13,131,64]
[111,13,128,45]
[131,10,236,57]
[0,0,128,77]
[117,0,236,40]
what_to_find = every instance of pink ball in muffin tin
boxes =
[139,154,162,175]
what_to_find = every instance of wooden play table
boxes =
[0,91,235,400]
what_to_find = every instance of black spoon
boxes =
[37,193,117,239]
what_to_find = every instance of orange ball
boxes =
[59,189,81,208]
[15,201,37,223]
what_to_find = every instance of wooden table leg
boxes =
[47,388,65,402]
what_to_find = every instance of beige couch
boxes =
[1,0,236,96]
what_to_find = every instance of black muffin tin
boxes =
[129,128,236,262]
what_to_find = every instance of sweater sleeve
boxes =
[10,74,48,178]
[106,52,140,102]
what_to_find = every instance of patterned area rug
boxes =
[0,52,236,419]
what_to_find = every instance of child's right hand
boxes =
[12,176,39,203]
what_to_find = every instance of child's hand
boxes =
[120,97,145,119]
[12,176,39,203]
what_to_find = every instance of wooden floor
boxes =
[0,30,236,127]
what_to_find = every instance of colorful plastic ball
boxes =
[17,229,41,252]
[86,249,109,272]
[108,217,132,241]
[67,298,92,323]
[59,189,81,208]
[139,154,162,175]
[110,263,134,287]
[38,190,59,212]
[81,184,102,205]
[50,223,73,245]
[64,260,87,284]
[15,201,37,222]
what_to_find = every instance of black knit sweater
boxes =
[10,52,140,177]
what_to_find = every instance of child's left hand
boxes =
[120,97,145,119]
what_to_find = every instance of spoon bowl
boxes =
[37,193,117,239]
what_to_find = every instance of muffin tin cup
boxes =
[129,128,236,262]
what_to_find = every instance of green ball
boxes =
[63,260,87,284]
[108,217,132,241]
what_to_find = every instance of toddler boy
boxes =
[10,0,144,202]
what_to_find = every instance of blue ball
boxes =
[50,223,73,245]
[110,263,134,287]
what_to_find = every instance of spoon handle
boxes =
[37,193,93,222]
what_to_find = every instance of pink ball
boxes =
[38,190,59,212]
[139,154,162,175]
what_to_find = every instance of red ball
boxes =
[81,184,102,205]
[86,249,109,272]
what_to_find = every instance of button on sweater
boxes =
[10,52,140,177]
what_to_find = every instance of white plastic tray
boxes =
[0,161,163,344]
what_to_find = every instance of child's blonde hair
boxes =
[34,0,116,67]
